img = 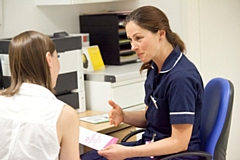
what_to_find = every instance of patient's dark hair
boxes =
[125,6,186,72]
[0,30,56,96]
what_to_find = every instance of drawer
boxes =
[85,80,145,112]
[112,81,144,109]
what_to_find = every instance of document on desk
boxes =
[79,126,118,150]
[79,113,109,124]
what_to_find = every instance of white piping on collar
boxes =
[159,52,183,74]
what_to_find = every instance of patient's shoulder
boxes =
[60,104,79,122]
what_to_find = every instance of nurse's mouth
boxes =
[137,53,143,58]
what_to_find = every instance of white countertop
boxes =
[84,62,147,82]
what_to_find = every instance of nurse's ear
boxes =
[157,30,166,40]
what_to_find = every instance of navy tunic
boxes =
[142,45,203,153]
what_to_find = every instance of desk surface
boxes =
[78,110,131,134]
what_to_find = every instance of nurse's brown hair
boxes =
[0,31,56,96]
[125,6,186,72]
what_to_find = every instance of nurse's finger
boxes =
[108,100,118,109]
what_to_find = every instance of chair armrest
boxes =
[121,129,212,160]
[121,128,145,142]
[155,151,212,160]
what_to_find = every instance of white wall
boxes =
[1,0,240,159]
[0,0,3,37]
[181,1,240,159]
[199,0,240,159]
[1,0,183,38]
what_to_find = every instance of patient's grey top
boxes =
[0,83,65,160]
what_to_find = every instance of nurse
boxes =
[81,5,204,160]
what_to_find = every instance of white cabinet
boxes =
[84,62,146,112]
[35,0,129,5]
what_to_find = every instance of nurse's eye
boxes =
[135,36,143,42]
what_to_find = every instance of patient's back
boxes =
[0,83,65,160]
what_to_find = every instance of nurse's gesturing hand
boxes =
[108,100,124,126]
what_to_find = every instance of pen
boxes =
[151,133,156,143]
[150,96,158,109]
[149,133,156,159]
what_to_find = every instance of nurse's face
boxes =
[126,21,160,63]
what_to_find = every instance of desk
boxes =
[79,110,136,153]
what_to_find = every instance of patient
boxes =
[0,31,80,160]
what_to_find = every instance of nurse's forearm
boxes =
[126,137,187,158]
[123,110,147,128]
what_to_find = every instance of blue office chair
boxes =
[121,78,234,160]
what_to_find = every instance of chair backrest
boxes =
[200,78,234,160]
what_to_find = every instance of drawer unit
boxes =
[84,62,146,112]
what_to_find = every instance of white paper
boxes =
[79,113,109,124]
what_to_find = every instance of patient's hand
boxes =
[108,100,124,127]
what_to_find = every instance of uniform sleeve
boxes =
[167,71,200,124]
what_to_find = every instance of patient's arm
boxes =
[57,105,80,160]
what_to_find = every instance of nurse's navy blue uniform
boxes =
[80,46,204,160]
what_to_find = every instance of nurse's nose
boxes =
[131,41,138,51]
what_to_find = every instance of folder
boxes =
[81,45,105,72]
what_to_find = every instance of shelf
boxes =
[119,39,130,45]
[120,53,138,63]
[35,0,129,5]
[119,49,135,56]
[80,11,133,65]
[118,28,126,36]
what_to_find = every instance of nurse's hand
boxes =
[98,144,128,160]
[108,100,124,126]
